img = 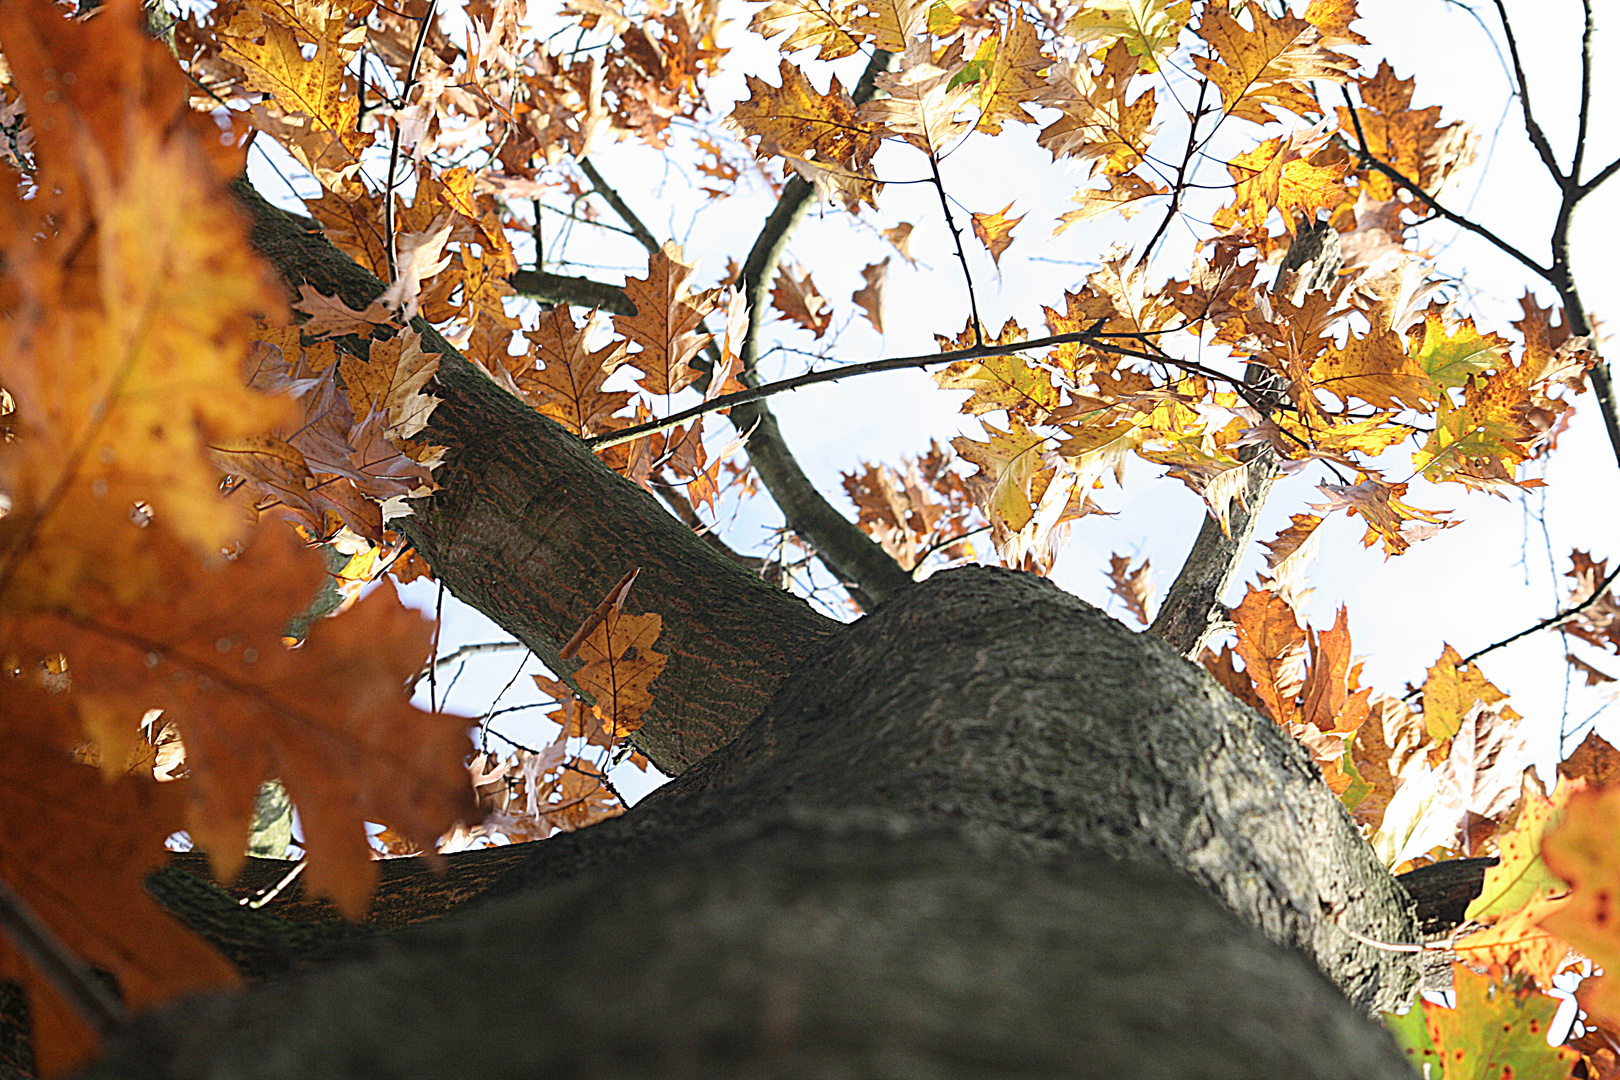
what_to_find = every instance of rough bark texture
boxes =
[232,179,837,771]
[91,814,1415,1080]
[84,570,1422,1079]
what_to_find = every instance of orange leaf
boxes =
[1230,585,1307,724]
[852,258,889,334]
[4,526,474,918]
[971,202,1025,266]
[613,242,717,396]
[1103,553,1153,626]
[0,684,239,1077]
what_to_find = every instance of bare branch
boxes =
[722,48,912,610]
[927,151,984,345]
[1488,0,1566,182]
[578,157,662,255]
[507,269,637,315]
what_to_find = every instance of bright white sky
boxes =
[281,0,1620,807]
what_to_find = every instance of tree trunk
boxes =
[71,186,1429,1079]
[86,571,1420,1079]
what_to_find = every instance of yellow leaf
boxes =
[971,11,1051,135]
[572,610,668,739]
[1063,0,1191,72]
[1192,1,1361,125]
[746,0,862,59]
[1037,43,1157,176]
[727,60,882,209]
[1211,134,1350,235]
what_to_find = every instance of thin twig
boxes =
[1336,93,1548,277]
[584,324,1272,453]
[1144,80,1210,261]
[381,0,437,282]
[927,152,984,346]
[1572,0,1594,185]
[0,876,128,1035]
[1400,561,1620,703]
[1488,0,1565,182]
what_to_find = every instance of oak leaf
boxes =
[970,202,1024,266]
[517,305,633,436]
[852,259,889,333]
[1192,0,1362,126]
[728,61,882,210]
[5,526,476,919]
[1037,44,1156,176]
[0,683,240,1077]
[770,263,833,338]
[613,242,717,396]
[1103,553,1153,625]
[1064,0,1191,72]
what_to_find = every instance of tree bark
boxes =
[73,183,1433,1079]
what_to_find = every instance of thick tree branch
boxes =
[506,269,637,315]
[232,178,837,773]
[725,49,912,611]
[1148,452,1281,656]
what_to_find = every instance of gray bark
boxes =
[80,569,1418,1079]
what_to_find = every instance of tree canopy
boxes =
[0,0,1618,1076]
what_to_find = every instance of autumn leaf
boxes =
[1064,0,1191,72]
[971,202,1024,266]
[746,0,862,59]
[1465,777,1576,923]
[771,263,833,338]
[1230,584,1307,724]
[1192,0,1363,126]
[853,258,889,333]
[1542,781,1620,1029]
[861,36,976,154]
[1258,512,1323,597]
[216,0,373,188]
[0,683,239,1077]
[966,10,1050,135]
[4,526,475,918]
[1055,174,1167,232]
[1103,553,1153,625]
[728,60,882,210]
[952,419,1049,536]
[1408,309,1510,389]
[1312,479,1451,556]
[1559,730,1620,787]
[614,242,717,396]
[1211,134,1349,235]
[934,352,1059,424]
[1037,43,1157,176]
[1337,61,1477,202]
[0,0,296,600]
[570,607,669,739]
[292,286,396,339]
[517,305,633,436]
[1423,965,1579,1079]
